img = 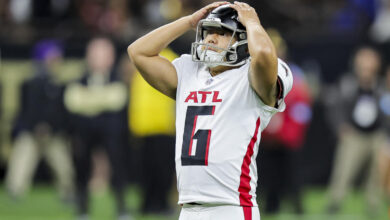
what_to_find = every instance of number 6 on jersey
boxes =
[181,105,215,166]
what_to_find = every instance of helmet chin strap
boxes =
[197,46,227,68]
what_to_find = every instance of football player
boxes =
[128,2,293,219]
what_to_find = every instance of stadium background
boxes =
[0,0,389,219]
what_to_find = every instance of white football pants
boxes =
[179,204,260,220]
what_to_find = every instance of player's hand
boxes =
[188,1,230,29]
[229,1,260,27]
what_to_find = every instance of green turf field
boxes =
[0,185,388,220]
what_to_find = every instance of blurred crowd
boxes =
[1,0,390,219]
[1,0,390,48]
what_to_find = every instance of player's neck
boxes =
[209,65,235,77]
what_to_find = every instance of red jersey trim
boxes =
[238,117,261,207]
[188,115,198,156]
[205,130,212,166]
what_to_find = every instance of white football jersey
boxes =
[173,55,293,207]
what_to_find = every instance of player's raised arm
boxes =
[230,2,278,106]
[127,1,229,99]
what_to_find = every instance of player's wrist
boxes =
[243,18,261,27]
[182,16,195,30]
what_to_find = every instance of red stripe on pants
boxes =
[243,206,252,220]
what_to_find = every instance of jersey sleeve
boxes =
[172,54,192,84]
[275,58,294,111]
